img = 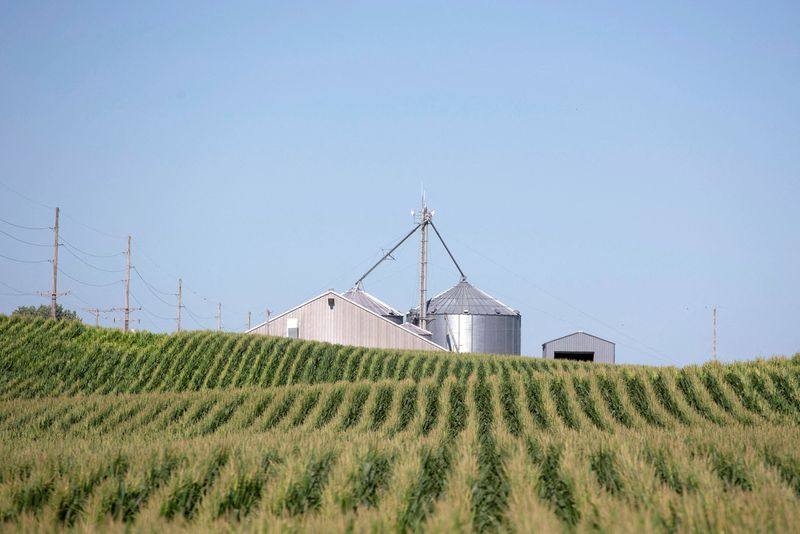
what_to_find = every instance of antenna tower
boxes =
[417,194,433,331]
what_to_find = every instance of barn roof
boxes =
[341,287,403,319]
[400,322,433,336]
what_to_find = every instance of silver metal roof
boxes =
[341,287,403,318]
[400,322,433,336]
[542,331,615,347]
[415,280,519,316]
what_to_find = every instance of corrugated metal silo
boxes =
[408,280,521,355]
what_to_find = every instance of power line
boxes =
[0,252,50,264]
[60,244,126,273]
[137,245,177,278]
[0,180,126,240]
[0,281,38,297]
[130,291,175,321]
[132,267,177,309]
[136,245,223,306]
[64,292,93,307]
[132,266,176,296]
[59,235,125,258]
[60,211,126,240]
[0,180,54,209]
[0,217,49,231]
[0,185,243,331]
[136,243,242,318]
[57,268,122,288]
[0,228,51,247]
[184,305,215,320]
[184,305,212,330]
[1,281,30,293]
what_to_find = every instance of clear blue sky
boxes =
[1,2,798,366]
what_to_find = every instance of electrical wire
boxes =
[60,244,126,273]
[0,279,39,297]
[0,217,50,231]
[63,292,93,307]
[58,268,122,288]
[0,228,51,247]
[183,304,215,320]
[59,212,126,240]
[0,180,126,241]
[0,281,34,294]
[0,180,54,209]
[132,267,176,296]
[59,236,125,258]
[132,267,177,308]
[136,244,241,317]
[184,306,212,330]
[130,291,175,321]
[0,252,50,264]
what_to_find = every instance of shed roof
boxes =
[341,287,403,318]
[542,331,615,347]
[400,322,433,336]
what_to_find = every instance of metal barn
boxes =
[246,290,445,352]
[542,332,615,363]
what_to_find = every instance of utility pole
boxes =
[82,307,115,327]
[51,207,59,320]
[124,235,131,333]
[417,195,432,331]
[216,302,222,332]
[713,306,717,361]
[177,278,182,333]
[265,308,271,335]
[247,311,251,331]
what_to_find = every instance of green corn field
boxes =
[1,314,800,532]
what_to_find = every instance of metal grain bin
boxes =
[408,280,521,355]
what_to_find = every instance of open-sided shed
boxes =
[542,331,615,363]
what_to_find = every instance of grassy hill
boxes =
[0,314,799,532]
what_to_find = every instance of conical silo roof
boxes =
[342,287,403,320]
[424,280,519,316]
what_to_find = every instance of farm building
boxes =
[246,289,445,352]
[247,198,522,356]
[407,279,521,355]
[542,331,615,363]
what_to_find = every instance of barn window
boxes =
[328,297,335,309]
[287,318,299,339]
